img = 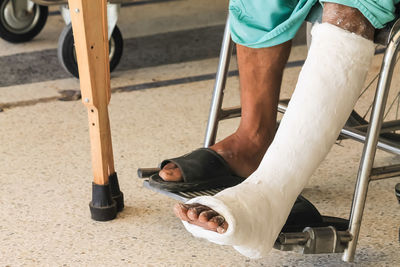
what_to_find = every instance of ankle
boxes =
[237,121,275,143]
[234,126,275,151]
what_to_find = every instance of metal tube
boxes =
[340,127,400,155]
[338,231,353,243]
[203,16,234,147]
[32,0,122,5]
[31,0,67,5]
[370,164,400,180]
[342,28,400,262]
[276,100,400,155]
[278,232,310,245]
[352,119,400,133]
[11,0,29,16]
[277,99,290,113]
[219,106,241,120]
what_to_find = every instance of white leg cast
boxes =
[182,23,375,258]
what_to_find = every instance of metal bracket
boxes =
[59,2,119,40]
[274,226,352,254]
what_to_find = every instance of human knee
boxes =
[322,2,375,40]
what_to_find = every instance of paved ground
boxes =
[0,0,399,266]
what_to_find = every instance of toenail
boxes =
[179,203,189,209]
[212,216,225,225]
[217,226,226,233]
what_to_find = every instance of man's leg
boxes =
[323,3,374,40]
[160,41,292,181]
[175,2,375,233]
[174,3,376,257]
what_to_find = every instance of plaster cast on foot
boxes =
[182,23,375,258]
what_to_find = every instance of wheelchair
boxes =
[0,0,123,78]
[138,9,400,262]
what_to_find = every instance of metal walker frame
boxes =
[31,0,120,40]
[203,16,400,262]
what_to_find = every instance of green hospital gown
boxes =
[229,0,400,48]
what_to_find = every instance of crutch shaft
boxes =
[68,0,115,185]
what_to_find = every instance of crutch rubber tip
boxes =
[395,183,400,204]
[89,182,117,221]
[109,172,124,212]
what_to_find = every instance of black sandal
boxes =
[149,148,245,192]
[282,195,348,232]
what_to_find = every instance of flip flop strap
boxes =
[160,148,237,183]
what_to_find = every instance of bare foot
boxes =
[166,42,291,234]
[158,42,293,183]
[159,129,274,182]
[174,203,228,234]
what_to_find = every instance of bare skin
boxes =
[172,3,376,233]
[160,41,292,181]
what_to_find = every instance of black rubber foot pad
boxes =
[89,182,117,221]
[89,201,117,221]
[112,192,124,213]
[109,172,124,212]
[395,183,400,204]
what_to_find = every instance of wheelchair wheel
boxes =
[0,0,48,43]
[347,51,400,143]
[57,23,123,78]
[306,22,400,143]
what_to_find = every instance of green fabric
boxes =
[229,0,399,48]
[229,0,318,48]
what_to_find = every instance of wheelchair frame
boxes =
[202,16,400,262]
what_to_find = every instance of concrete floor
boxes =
[0,0,399,266]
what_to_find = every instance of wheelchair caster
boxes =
[57,23,123,78]
[0,0,48,43]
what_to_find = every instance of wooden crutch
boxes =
[67,0,123,221]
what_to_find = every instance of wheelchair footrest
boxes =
[143,180,226,202]
[141,171,351,254]
[274,226,351,254]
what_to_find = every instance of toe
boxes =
[174,203,228,234]
[173,203,190,221]
[207,215,226,231]
[187,205,212,221]
[198,210,219,223]
[159,163,183,182]
[217,221,229,234]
